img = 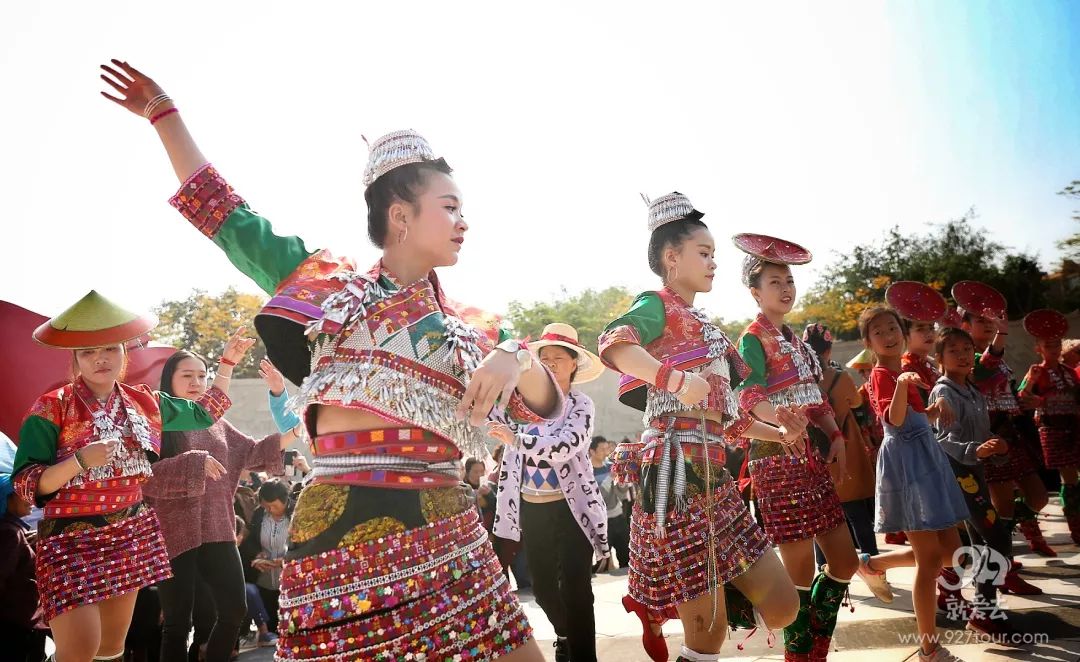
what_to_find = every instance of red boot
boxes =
[966,611,1016,642]
[884,531,908,545]
[809,635,832,661]
[1000,569,1042,595]
[937,568,972,620]
[1018,518,1057,557]
[622,595,668,662]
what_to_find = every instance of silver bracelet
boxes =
[674,371,692,398]
[142,94,171,118]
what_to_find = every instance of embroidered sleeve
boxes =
[599,292,665,369]
[735,333,769,412]
[12,410,61,505]
[142,449,209,499]
[513,392,595,464]
[721,411,755,446]
[169,164,315,295]
[158,387,231,432]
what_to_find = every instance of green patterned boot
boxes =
[809,570,851,660]
[783,587,813,661]
[1062,483,1080,544]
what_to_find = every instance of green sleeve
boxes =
[603,292,666,346]
[212,207,315,295]
[12,415,59,475]
[157,392,217,432]
[972,354,995,383]
[735,333,768,391]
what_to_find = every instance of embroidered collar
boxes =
[754,313,820,382]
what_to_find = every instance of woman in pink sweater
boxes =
[144,351,302,662]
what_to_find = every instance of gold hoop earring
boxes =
[667,265,679,282]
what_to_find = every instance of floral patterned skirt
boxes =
[277,480,531,661]
[36,501,172,622]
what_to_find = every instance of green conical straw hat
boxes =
[33,290,157,349]
[845,348,875,370]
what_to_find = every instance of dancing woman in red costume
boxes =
[732,235,860,661]
[13,292,247,662]
[101,60,561,661]
[600,193,804,662]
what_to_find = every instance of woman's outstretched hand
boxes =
[100,59,170,118]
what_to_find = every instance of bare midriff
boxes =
[655,409,728,425]
[314,404,414,438]
[522,492,564,504]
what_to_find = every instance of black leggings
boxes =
[521,498,596,662]
[157,542,247,662]
[947,457,1013,612]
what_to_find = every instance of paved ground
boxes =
[238,498,1080,661]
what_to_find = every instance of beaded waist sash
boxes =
[311,428,464,489]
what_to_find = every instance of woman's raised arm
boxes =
[101,59,207,183]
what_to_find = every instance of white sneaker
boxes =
[856,553,894,603]
[919,644,965,661]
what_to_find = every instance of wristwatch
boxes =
[496,339,533,372]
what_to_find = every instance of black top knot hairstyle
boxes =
[364,158,454,248]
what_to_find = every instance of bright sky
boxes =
[2,1,1078,326]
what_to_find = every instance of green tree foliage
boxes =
[794,210,1045,338]
[715,317,753,340]
[506,287,635,353]
[152,288,267,377]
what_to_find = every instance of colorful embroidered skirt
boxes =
[628,480,770,612]
[983,444,1038,483]
[277,481,531,661]
[982,412,1038,483]
[1038,418,1080,470]
[748,446,845,544]
[35,501,171,622]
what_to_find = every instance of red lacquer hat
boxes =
[939,306,964,329]
[952,281,1007,321]
[732,233,813,265]
[1022,309,1068,340]
[885,281,947,323]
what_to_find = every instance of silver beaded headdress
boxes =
[362,129,437,186]
[644,192,704,233]
[741,255,765,288]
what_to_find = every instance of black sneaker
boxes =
[553,638,570,662]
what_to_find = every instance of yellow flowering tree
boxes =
[152,288,268,377]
